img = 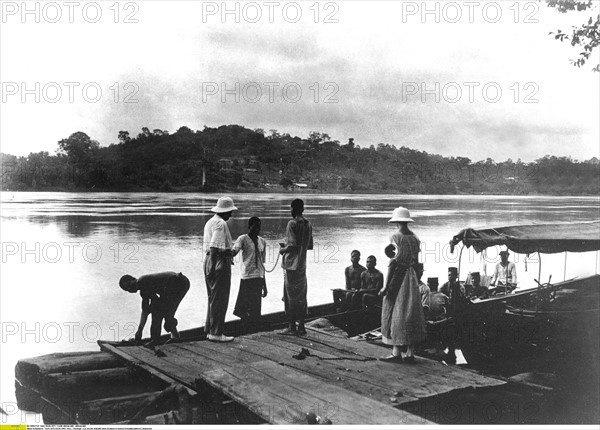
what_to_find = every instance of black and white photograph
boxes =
[1,0,599,426]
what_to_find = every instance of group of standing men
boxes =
[203,196,313,340]
[120,196,313,345]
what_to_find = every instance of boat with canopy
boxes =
[446,220,600,368]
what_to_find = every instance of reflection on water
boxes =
[3,192,599,238]
[1,192,599,421]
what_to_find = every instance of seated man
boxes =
[490,250,517,293]
[467,272,488,299]
[440,267,467,315]
[415,263,431,318]
[333,250,366,310]
[427,278,449,321]
[423,278,450,356]
[359,255,384,310]
[440,268,470,365]
[120,272,190,347]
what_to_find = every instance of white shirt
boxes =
[492,261,517,285]
[203,214,233,252]
[233,234,266,279]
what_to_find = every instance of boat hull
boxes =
[456,275,600,374]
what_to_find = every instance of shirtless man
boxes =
[120,271,190,346]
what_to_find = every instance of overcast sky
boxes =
[1,0,599,162]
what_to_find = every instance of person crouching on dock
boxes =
[119,272,190,347]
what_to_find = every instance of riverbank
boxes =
[3,128,598,197]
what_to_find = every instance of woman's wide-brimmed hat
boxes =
[388,207,414,223]
[211,196,238,213]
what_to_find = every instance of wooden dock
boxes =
[99,326,510,425]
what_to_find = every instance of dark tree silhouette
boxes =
[57,132,99,164]
[545,0,600,70]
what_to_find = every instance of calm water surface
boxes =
[1,192,599,421]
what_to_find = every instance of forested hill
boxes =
[1,125,598,195]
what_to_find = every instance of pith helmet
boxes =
[388,207,414,223]
[211,196,238,213]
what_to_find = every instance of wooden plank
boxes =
[43,367,133,391]
[298,329,506,389]
[99,342,197,396]
[203,360,431,425]
[77,390,164,424]
[39,394,81,424]
[99,333,505,425]
[103,341,423,423]
[184,337,422,406]
[264,330,373,360]
[172,341,264,367]
[41,367,160,401]
[112,337,436,411]
[15,378,79,423]
[16,378,102,424]
[103,333,503,406]
[277,329,505,390]
[16,351,123,388]
[197,333,500,408]
[177,340,358,389]
[240,336,343,360]
[239,336,455,401]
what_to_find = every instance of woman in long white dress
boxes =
[378,207,426,363]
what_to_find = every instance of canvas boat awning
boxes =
[449,221,600,254]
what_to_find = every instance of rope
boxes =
[292,347,376,362]
[256,245,281,273]
[264,252,281,273]
[316,355,376,362]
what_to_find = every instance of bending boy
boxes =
[120,272,190,346]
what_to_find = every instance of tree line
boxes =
[1,125,598,195]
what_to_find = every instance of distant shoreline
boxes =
[2,126,598,197]
[1,186,598,197]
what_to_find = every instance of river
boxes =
[1,192,599,422]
